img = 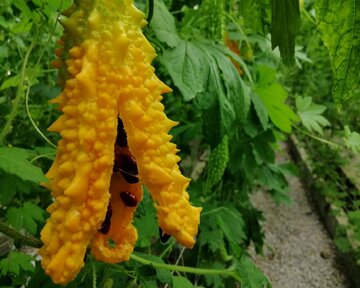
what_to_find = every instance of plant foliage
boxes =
[315,0,360,106]
[0,0,359,287]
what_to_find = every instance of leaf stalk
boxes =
[130,253,237,279]
[0,221,42,248]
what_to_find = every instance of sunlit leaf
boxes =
[315,0,360,106]
[296,96,331,135]
[254,66,299,132]
[343,125,360,153]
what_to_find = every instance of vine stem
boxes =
[0,38,37,145]
[293,125,340,149]
[146,0,154,24]
[0,221,240,282]
[0,221,42,248]
[301,8,317,26]
[164,247,186,288]
[25,0,64,149]
[30,153,56,162]
[224,12,252,53]
[92,260,97,288]
[129,253,237,279]
[201,206,227,217]
[25,83,57,148]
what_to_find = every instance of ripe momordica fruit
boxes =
[39,0,201,285]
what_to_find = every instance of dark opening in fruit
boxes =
[99,204,113,234]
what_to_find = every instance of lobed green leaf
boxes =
[0,147,47,184]
[0,251,34,276]
[315,0,360,106]
[254,66,299,132]
[296,96,330,135]
[150,0,179,48]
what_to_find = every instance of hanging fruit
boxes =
[39,0,201,285]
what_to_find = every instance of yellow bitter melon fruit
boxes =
[39,0,201,285]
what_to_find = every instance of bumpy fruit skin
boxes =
[207,136,229,188]
[40,0,201,285]
[114,4,202,250]
[201,0,225,41]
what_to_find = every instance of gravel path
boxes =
[249,153,350,288]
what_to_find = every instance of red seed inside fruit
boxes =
[120,191,138,207]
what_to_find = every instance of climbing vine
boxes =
[0,0,359,287]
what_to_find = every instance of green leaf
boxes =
[0,174,20,205]
[271,0,300,65]
[243,106,265,137]
[315,0,360,106]
[150,0,179,48]
[251,130,276,164]
[254,66,299,132]
[0,66,42,91]
[0,74,21,91]
[6,203,45,235]
[217,206,245,256]
[163,40,248,134]
[203,44,250,123]
[0,251,34,276]
[156,265,173,285]
[343,125,360,153]
[162,40,208,101]
[203,261,225,288]
[196,43,235,135]
[202,102,221,147]
[0,147,47,184]
[173,276,194,288]
[233,256,271,288]
[138,265,157,277]
[258,165,291,204]
[199,208,224,252]
[132,252,173,285]
[0,171,33,205]
[296,96,330,135]
[142,280,158,288]
[12,0,32,17]
[251,93,268,130]
[134,193,158,248]
[242,207,265,254]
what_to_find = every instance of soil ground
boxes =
[249,149,351,288]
